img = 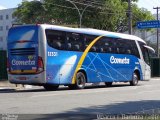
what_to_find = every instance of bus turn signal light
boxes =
[37,56,44,73]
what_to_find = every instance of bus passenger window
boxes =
[84,35,97,51]
[67,43,72,50]
[127,49,131,54]
[73,44,80,51]
[108,47,112,53]
[85,44,88,49]
[126,40,140,58]
[45,29,65,50]
[66,32,82,51]
[100,48,104,52]
[116,48,120,53]
[90,46,97,52]
[55,41,61,49]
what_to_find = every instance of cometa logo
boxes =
[110,56,130,64]
[11,59,35,66]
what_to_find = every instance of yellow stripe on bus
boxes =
[72,35,103,84]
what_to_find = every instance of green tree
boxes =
[43,0,126,31]
[13,1,50,24]
[13,0,155,32]
[114,2,155,32]
[42,0,79,25]
[80,0,126,31]
[122,0,138,2]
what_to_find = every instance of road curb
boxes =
[0,80,15,87]
[151,77,160,80]
[0,80,26,89]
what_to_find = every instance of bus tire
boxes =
[43,84,59,91]
[69,71,86,89]
[130,72,139,86]
[105,82,112,87]
[76,71,86,89]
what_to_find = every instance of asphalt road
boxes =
[0,78,160,119]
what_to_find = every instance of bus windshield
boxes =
[8,25,38,44]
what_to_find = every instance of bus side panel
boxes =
[45,49,142,85]
[83,53,141,83]
[46,46,81,84]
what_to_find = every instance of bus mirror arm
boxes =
[144,45,155,53]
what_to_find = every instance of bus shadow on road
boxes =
[0,82,144,93]
[0,83,143,93]
[0,88,45,93]
[17,100,160,120]
[86,84,129,89]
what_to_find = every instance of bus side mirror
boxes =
[144,45,155,54]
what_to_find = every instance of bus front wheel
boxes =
[69,72,86,89]
[43,84,59,91]
[130,72,139,86]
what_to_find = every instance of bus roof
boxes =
[12,24,146,43]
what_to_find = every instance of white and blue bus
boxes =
[7,24,154,90]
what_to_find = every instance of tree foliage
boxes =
[13,1,48,24]
[13,0,155,32]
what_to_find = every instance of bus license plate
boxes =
[19,77,27,80]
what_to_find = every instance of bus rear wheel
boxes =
[69,71,86,89]
[130,72,139,86]
[43,84,59,91]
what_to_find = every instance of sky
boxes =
[0,0,159,14]
[137,0,160,14]
[0,0,33,9]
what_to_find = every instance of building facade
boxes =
[0,8,16,50]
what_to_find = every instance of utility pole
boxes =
[128,0,132,35]
[153,7,160,57]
